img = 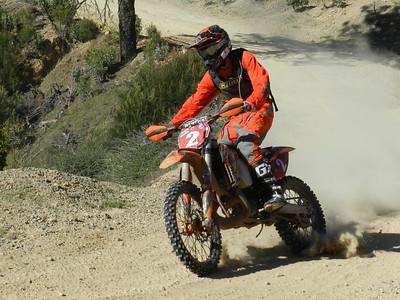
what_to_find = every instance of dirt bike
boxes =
[145,98,326,277]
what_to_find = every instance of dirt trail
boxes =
[1,0,400,299]
[1,168,400,299]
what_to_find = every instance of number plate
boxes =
[178,123,210,150]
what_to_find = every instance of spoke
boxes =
[175,191,214,263]
[183,234,190,245]
[282,187,316,242]
[191,235,199,258]
[197,235,210,259]
[186,236,193,251]
[285,196,301,201]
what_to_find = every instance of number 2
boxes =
[185,131,200,147]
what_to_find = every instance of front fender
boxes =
[160,150,205,181]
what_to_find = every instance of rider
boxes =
[169,25,284,212]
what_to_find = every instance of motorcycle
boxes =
[145,98,326,276]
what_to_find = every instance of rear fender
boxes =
[267,147,295,180]
[160,150,205,182]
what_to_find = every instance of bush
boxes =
[0,124,10,170]
[84,47,116,81]
[36,0,76,38]
[102,134,175,186]
[48,141,107,178]
[286,0,309,10]
[0,86,18,169]
[144,24,168,60]
[0,9,36,93]
[71,18,99,42]
[0,86,16,123]
[135,14,142,37]
[112,49,205,137]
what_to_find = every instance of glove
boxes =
[242,101,253,112]
[145,124,176,141]
[163,123,176,140]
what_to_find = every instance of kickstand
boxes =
[256,224,264,238]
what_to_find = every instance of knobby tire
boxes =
[275,176,326,254]
[164,180,222,277]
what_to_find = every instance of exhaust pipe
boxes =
[214,190,257,230]
[277,203,309,215]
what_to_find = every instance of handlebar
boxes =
[145,99,245,140]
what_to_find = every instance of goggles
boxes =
[198,43,224,59]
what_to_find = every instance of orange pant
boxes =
[217,103,274,165]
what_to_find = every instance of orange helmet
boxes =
[189,25,232,71]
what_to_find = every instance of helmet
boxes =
[189,25,232,71]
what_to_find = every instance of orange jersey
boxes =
[170,50,272,127]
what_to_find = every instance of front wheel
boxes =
[275,176,326,254]
[164,180,222,276]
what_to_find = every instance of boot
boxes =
[253,159,285,212]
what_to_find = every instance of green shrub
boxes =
[0,9,35,93]
[144,24,168,60]
[36,0,75,38]
[102,135,175,186]
[11,10,36,45]
[112,49,204,137]
[48,141,107,178]
[0,124,10,170]
[71,18,99,42]
[286,0,309,10]
[0,86,18,169]
[76,75,93,99]
[44,0,72,24]
[84,47,116,81]
[0,86,15,123]
[135,14,142,37]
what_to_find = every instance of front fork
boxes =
[180,143,215,229]
[202,142,215,224]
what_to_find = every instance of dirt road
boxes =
[1,168,400,299]
[1,1,400,299]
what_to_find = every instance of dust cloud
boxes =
[263,44,400,230]
[307,228,362,258]
[256,42,399,257]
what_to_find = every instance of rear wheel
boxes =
[164,180,222,276]
[275,176,326,254]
